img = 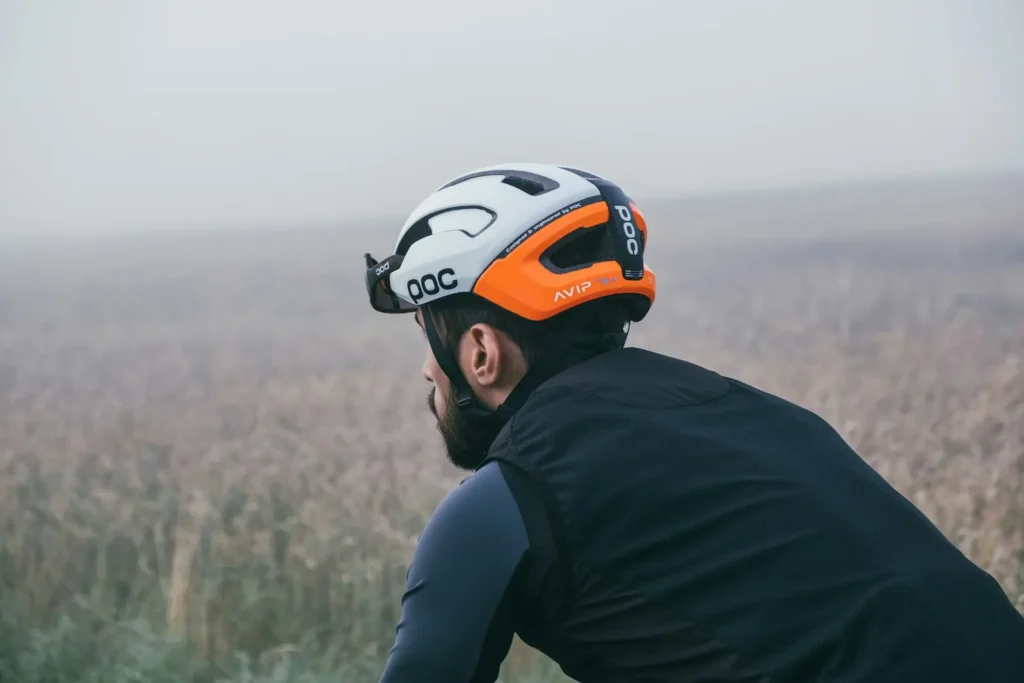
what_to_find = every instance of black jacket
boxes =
[379,347,1024,682]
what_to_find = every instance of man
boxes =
[363,163,1024,682]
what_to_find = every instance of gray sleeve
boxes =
[378,461,530,683]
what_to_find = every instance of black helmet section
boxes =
[364,253,417,314]
[588,178,647,282]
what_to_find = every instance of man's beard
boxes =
[427,387,505,471]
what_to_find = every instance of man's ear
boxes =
[462,323,503,388]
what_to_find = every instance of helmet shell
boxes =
[385,162,656,321]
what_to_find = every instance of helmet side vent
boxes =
[540,225,608,274]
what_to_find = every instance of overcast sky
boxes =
[1,0,1022,236]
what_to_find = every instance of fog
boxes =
[1,0,1022,236]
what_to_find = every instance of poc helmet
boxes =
[364,162,656,420]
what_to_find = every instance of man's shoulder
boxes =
[414,461,528,565]
[437,461,508,518]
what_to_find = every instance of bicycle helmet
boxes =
[363,162,657,420]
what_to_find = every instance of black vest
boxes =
[483,347,1024,683]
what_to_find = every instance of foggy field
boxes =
[0,174,1022,681]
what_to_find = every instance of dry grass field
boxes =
[0,171,1022,681]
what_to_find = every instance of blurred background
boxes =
[1,1,1022,681]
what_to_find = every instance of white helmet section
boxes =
[388,163,604,308]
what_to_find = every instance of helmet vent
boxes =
[540,226,608,274]
[395,217,432,256]
[540,221,646,274]
[439,169,560,196]
[560,166,604,180]
[501,174,548,196]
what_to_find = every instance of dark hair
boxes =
[426,293,632,373]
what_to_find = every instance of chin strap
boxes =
[421,307,495,420]
[421,305,599,426]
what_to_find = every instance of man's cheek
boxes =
[428,386,445,420]
[435,388,449,420]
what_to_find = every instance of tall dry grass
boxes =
[0,187,1022,678]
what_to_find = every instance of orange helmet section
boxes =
[473,201,656,321]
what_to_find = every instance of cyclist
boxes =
[363,163,1024,682]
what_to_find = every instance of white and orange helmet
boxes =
[364,163,656,323]
[363,162,657,420]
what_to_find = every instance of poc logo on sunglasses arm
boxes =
[407,268,458,303]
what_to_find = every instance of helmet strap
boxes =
[421,303,598,426]
[421,306,495,420]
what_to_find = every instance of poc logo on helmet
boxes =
[375,261,390,277]
[408,268,458,303]
[614,205,640,256]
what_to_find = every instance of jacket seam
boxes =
[526,377,736,412]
